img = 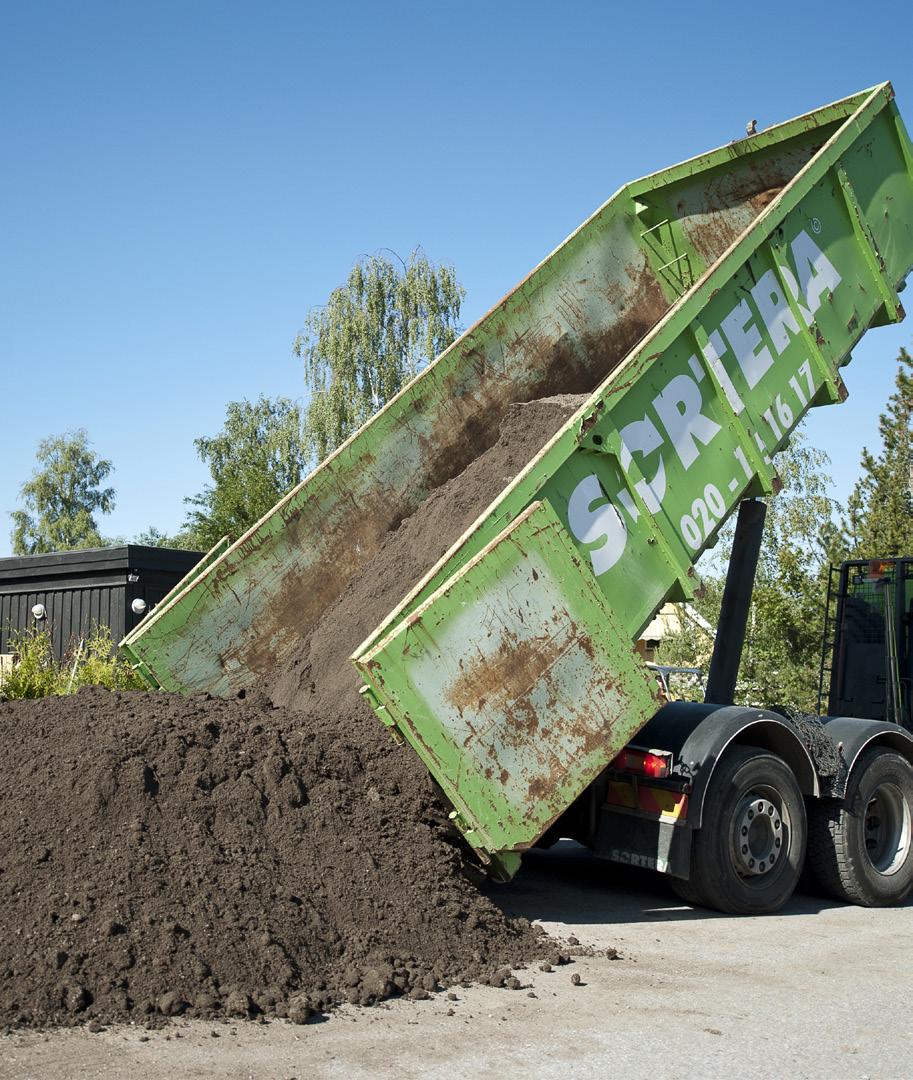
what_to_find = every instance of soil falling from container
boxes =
[0,395,586,1029]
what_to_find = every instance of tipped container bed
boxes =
[123,84,913,878]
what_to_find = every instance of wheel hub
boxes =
[864,782,912,875]
[733,795,783,877]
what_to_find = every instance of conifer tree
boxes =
[842,347,913,557]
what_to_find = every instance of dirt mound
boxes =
[0,687,544,1029]
[0,394,587,1029]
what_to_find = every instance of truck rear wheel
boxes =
[672,746,806,915]
[807,748,913,907]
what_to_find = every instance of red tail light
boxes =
[609,747,672,778]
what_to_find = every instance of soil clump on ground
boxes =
[0,395,585,1030]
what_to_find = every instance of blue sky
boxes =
[2,1,912,556]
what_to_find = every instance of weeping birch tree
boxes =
[10,430,115,554]
[294,250,465,462]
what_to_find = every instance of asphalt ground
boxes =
[4,841,911,1080]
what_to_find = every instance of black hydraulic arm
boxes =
[704,499,767,706]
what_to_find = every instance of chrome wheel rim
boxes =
[864,782,912,876]
[731,784,787,880]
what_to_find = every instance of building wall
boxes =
[0,547,201,660]
[1,583,125,657]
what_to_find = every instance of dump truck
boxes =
[123,83,913,915]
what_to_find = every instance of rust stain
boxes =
[446,630,567,717]
[526,776,552,803]
[226,487,400,677]
[579,400,605,436]
[685,183,784,268]
[445,617,633,814]
[674,134,831,269]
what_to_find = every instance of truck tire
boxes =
[672,746,806,915]
[807,747,913,907]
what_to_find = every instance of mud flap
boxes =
[593,808,693,880]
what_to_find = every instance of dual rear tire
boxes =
[673,744,913,914]
[807,748,913,907]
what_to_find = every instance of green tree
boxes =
[841,346,913,557]
[740,436,837,709]
[132,526,200,550]
[294,249,465,462]
[658,429,839,711]
[10,430,115,555]
[133,526,174,547]
[183,395,306,549]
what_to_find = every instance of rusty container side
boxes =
[360,500,663,880]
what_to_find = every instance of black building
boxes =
[0,545,203,660]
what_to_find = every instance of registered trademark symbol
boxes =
[811,217,822,234]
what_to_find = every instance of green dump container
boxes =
[124,83,913,876]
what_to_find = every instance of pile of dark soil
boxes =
[0,688,547,1029]
[0,395,585,1030]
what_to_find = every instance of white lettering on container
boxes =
[619,415,666,513]
[652,375,721,469]
[791,229,842,313]
[720,298,773,390]
[567,474,627,574]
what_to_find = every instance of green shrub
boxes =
[0,624,145,699]
[0,625,58,698]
